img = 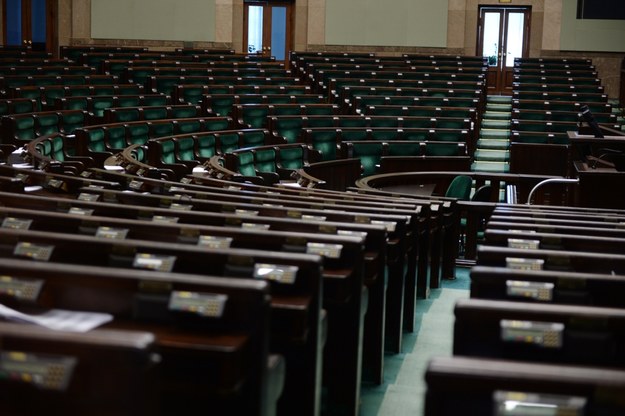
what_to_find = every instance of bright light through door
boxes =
[482,12,501,67]
[505,12,525,67]
[247,5,263,54]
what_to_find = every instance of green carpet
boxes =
[474,149,509,162]
[360,268,470,415]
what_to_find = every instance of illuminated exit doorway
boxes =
[244,1,293,62]
[477,6,531,94]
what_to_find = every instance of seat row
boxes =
[425,203,625,414]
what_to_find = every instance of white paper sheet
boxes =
[0,303,113,333]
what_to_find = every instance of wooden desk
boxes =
[574,160,625,209]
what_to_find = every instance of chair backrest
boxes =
[471,184,492,202]
[445,175,472,200]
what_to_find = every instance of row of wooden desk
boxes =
[425,202,625,415]
[0,161,461,416]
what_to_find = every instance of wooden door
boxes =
[244,1,293,62]
[2,0,56,52]
[477,6,530,95]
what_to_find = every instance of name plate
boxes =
[169,203,192,211]
[507,239,540,250]
[254,264,298,285]
[15,173,29,183]
[0,275,44,302]
[506,257,544,271]
[0,351,77,391]
[494,390,586,416]
[338,230,367,238]
[168,291,227,318]
[242,223,270,231]
[2,217,32,230]
[500,320,564,349]
[302,214,326,221]
[128,180,144,191]
[46,178,64,189]
[152,216,179,224]
[235,209,259,216]
[95,227,129,240]
[133,253,176,272]
[506,280,554,302]
[14,242,54,262]
[507,229,536,234]
[77,193,100,202]
[198,235,233,249]
[68,207,94,216]
[306,242,343,259]
[371,220,397,232]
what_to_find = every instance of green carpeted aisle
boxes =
[360,268,470,415]
[471,95,512,174]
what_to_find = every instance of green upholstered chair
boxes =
[239,106,269,128]
[35,112,59,136]
[126,123,150,145]
[149,122,175,139]
[278,145,305,170]
[196,134,217,160]
[104,125,127,151]
[91,96,116,119]
[203,118,230,132]
[348,141,385,177]
[218,133,240,154]
[306,129,338,161]
[175,137,197,162]
[253,148,277,173]
[445,175,472,201]
[175,119,201,135]
[387,142,422,157]
[273,117,304,144]
[110,108,141,123]
[240,130,266,148]
[425,142,463,156]
[59,110,87,134]
[142,106,168,120]
[83,128,107,153]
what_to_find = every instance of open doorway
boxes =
[477,6,531,94]
[243,1,293,63]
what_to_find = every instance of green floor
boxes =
[360,268,470,415]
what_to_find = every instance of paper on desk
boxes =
[0,303,113,332]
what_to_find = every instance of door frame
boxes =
[476,5,531,94]
[243,0,294,62]
[1,0,57,53]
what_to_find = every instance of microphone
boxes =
[579,104,604,138]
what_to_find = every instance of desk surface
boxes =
[378,183,437,197]
[574,160,618,173]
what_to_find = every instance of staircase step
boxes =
[480,129,510,139]
[481,120,511,129]
[487,95,513,104]
[471,161,510,173]
[484,111,511,120]
[486,103,512,112]
[474,149,509,162]
[477,139,510,150]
